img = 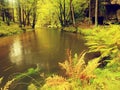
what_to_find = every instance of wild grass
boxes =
[0,68,40,90]
[0,23,23,37]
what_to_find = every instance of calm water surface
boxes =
[0,28,87,89]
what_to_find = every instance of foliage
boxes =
[36,0,60,27]
[37,26,120,90]
[40,56,120,90]
[39,50,100,90]
[59,50,99,82]
[0,68,40,90]
[36,0,89,28]
[63,26,78,32]
[93,67,120,90]
[0,24,23,37]
[1,79,15,90]
[15,68,39,80]
[41,75,71,90]
[83,25,120,65]
[0,77,3,85]
[28,83,37,90]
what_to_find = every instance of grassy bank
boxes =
[0,23,23,37]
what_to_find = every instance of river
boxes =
[0,28,87,89]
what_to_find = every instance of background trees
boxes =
[0,0,89,28]
[36,0,89,28]
[0,0,37,28]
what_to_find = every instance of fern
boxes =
[84,25,120,65]
[59,50,100,83]
[0,77,3,85]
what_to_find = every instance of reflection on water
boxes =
[0,28,87,80]
[9,37,23,65]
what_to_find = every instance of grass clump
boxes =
[0,24,23,37]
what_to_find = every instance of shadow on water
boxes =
[0,28,87,89]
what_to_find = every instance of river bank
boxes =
[0,23,23,37]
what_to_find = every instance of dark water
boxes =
[0,28,87,89]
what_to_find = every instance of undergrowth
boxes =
[1,25,120,90]
[0,23,23,37]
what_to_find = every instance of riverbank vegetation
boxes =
[0,22,23,36]
[1,0,120,90]
[28,25,120,90]
[1,25,120,90]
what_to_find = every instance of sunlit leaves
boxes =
[84,25,120,64]
[36,0,89,27]
[28,83,37,90]
[0,77,3,84]
[59,50,99,83]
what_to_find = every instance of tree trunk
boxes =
[32,13,36,29]
[89,0,91,24]
[2,9,5,21]
[70,0,75,26]
[18,0,22,27]
[32,0,37,29]
[95,0,98,26]
[63,0,66,26]
[59,0,63,26]
[27,13,30,26]
[22,9,26,27]
[12,8,15,22]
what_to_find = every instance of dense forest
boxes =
[0,0,120,90]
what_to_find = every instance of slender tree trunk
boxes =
[27,12,30,26]
[12,8,15,22]
[22,9,26,27]
[59,0,63,26]
[70,0,75,26]
[2,9,5,21]
[18,0,22,27]
[89,0,91,24]
[32,0,37,29]
[12,0,15,22]
[63,0,66,26]
[32,13,36,29]
[95,0,98,26]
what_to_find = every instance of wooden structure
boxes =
[90,0,120,24]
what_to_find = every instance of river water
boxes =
[0,28,87,89]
